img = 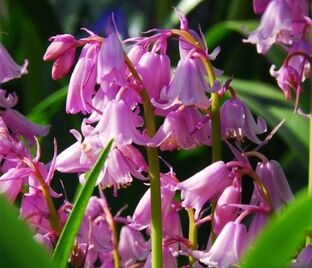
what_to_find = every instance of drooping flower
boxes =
[213,185,241,235]
[118,226,150,267]
[244,0,292,54]
[193,221,247,268]
[97,32,127,89]
[149,106,211,151]
[136,51,171,100]
[157,50,213,109]
[87,98,149,146]
[0,42,28,83]
[66,42,100,114]
[177,161,232,219]
[220,98,267,144]
[256,159,293,210]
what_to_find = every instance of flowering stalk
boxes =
[187,208,198,267]
[32,162,62,234]
[124,55,162,268]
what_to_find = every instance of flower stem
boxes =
[187,209,198,267]
[124,55,162,267]
[33,162,62,234]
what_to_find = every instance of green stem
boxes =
[142,91,162,268]
[124,55,162,267]
[33,162,62,234]
[187,209,198,267]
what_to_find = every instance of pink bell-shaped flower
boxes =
[97,32,127,89]
[67,42,99,114]
[213,185,241,235]
[158,51,212,109]
[143,246,178,268]
[177,161,232,220]
[256,160,293,210]
[90,99,149,146]
[0,42,28,83]
[292,245,312,268]
[118,226,150,267]
[244,0,292,54]
[220,98,267,144]
[193,221,247,268]
[149,106,211,151]
[136,51,170,100]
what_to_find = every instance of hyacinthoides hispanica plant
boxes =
[0,2,312,268]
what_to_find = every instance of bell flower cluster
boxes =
[245,0,312,110]
[0,7,310,268]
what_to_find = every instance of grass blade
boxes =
[52,140,113,267]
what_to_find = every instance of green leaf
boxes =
[240,190,312,268]
[27,86,67,124]
[164,0,205,28]
[228,78,309,164]
[0,195,57,268]
[52,140,113,267]
[205,20,258,48]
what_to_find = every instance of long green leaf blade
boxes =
[27,86,67,124]
[240,190,312,268]
[52,140,113,267]
[0,195,57,268]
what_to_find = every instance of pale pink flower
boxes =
[193,221,247,268]
[136,51,170,99]
[67,42,99,114]
[220,98,267,144]
[97,32,127,89]
[213,185,241,235]
[292,245,312,268]
[118,226,150,267]
[256,160,293,210]
[0,42,28,83]
[149,106,211,151]
[158,51,212,109]
[177,161,232,219]
[244,0,292,54]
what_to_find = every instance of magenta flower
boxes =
[158,51,212,109]
[270,64,302,103]
[0,165,31,201]
[244,0,292,54]
[118,226,150,267]
[76,197,113,253]
[0,42,28,83]
[131,174,177,230]
[194,221,247,268]
[150,106,211,151]
[67,42,99,114]
[88,99,149,146]
[97,32,127,88]
[256,160,293,210]
[220,98,267,144]
[43,34,78,80]
[177,161,232,219]
[43,34,77,61]
[136,51,171,100]
[213,185,241,235]
[20,192,51,233]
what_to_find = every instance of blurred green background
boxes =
[0,0,309,235]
